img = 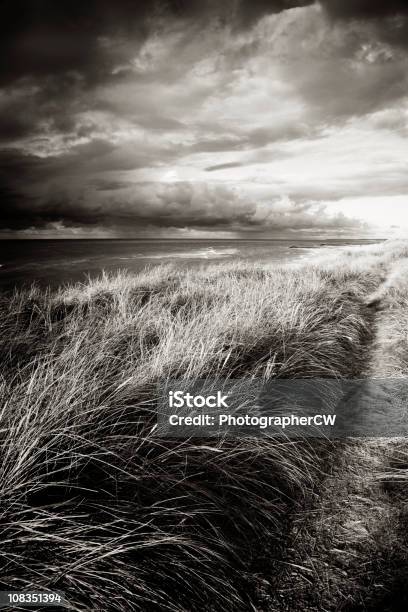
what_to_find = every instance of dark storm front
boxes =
[0,238,382,290]
[156,379,408,438]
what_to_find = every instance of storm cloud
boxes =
[1,0,408,236]
[0,171,365,236]
[0,0,317,85]
[321,0,408,20]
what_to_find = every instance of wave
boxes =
[118,247,239,260]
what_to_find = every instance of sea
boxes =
[0,238,384,291]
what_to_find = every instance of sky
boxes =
[1,0,408,238]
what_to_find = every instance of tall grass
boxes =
[0,240,406,610]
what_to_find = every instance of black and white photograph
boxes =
[1,1,408,610]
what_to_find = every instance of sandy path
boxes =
[257,268,408,612]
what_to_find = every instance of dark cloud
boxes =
[320,0,408,51]
[205,148,292,172]
[321,1,408,20]
[0,137,178,208]
[0,172,257,230]
[0,78,85,141]
[0,150,363,233]
[91,179,141,192]
[0,1,152,85]
[205,162,244,171]
[233,0,314,29]
[0,0,314,86]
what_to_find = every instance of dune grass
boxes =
[265,244,408,612]
[0,240,407,611]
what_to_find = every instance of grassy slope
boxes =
[265,247,408,612]
[0,240,407,611]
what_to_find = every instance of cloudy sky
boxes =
[1,0,408,238]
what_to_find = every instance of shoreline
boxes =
[0,236,387,292]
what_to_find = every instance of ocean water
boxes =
[0,238,383,291]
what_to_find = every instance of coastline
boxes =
[0,237,385,292]
[0,239,407,610]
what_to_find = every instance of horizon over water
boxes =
[0,237,384,291]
